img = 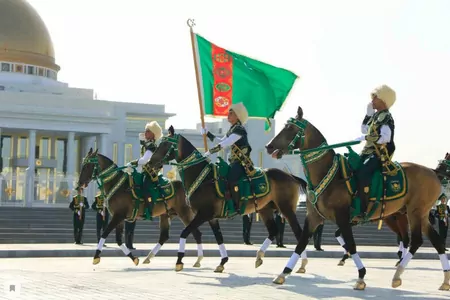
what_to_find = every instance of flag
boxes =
[194,33,298,131]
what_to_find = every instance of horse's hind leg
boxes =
[116,220,140,266]
[253,206,277,269]
[280,207,308,273]
[93,213,124,265]
[384,215,405,266]
[175,212,207,272]
[143,213,170,265]
[209,219,229,273]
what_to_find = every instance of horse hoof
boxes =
[255,258,263,268]
[353,279,366,290]
[392,278,402,288]
[338,260,345,266]
[296,267,306,274]
[143,258,150,264]
[175,263,184,272]
[296,258,308,273]
[193,256,203,268]
[133,257,139,266]
[273,274,286,285]
[214,265,224,273]
[439,283,450,291]
[93,257,101,265]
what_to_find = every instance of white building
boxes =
[0,0,302,207]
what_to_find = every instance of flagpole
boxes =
[187,18,208,151]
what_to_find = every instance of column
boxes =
[25,130,36,207]
[49,137,56,204]
[117,142,125,166]
[11,135,18,202]
[66,132,75,197]
[96,133,108,157]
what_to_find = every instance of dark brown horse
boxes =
[265,106,450,291]
[434,153,450,182]
[145,126,309,273]
[77,148,205,267]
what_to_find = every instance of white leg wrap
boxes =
[119,244,131,255]
[336,235,345,246]
[402,247,408,259]
[286,252,301,270]
[300,250,307,259]
[151,243,162,255]
[97,238,105,251]
[178,238,186,253]
[399,252,413,268]
[197,244,204,257]
[219,243,227,258]
[439,254,450,271]
[398,241,404,252]
[260,238,272,252]
[351,253,364,270]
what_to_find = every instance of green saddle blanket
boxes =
[212,157,271,217]
[338,147,408,222]
[128,170,175,202]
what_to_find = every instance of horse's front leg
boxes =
[93,214,124,265]
[143,214,170,264]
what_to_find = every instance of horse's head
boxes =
[77,147,99,189]
[266,106,315,159]
[147,125,197,169]
[436,152,450,181]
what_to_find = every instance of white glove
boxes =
[101,210,105,216]
[77,211,81,216]
[354,136,366,142]
[126,162,132,168]
[80,202,84,207]
[125,166,133,175]
[366,102,375,116]
[200,127,208,135]
[204,151,211,157]
[139,133,145,141]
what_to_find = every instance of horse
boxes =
[77,148,204,268]
[434,153,450,182]
[336,212,410,267]
[265,106,450,291]
[144,125,309,273]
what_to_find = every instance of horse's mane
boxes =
[97,153,116,167]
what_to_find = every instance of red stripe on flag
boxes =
[211,44,233,116]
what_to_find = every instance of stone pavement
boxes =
[0,243,446,260]
[0,257,449,299]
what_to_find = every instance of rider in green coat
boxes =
[200,102,253,213]
[353,84,396,222]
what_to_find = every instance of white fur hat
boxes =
[144,121,162,140]
[371,85,396,109]
[230,102,249,125]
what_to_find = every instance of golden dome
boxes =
[0,0,60,72]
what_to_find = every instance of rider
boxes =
[126,121,162,219]
[353,84,396,222]
[201,102,252,213]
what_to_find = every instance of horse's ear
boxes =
[88,147,93,154]
[168,125,175,137]
[296,106,303,119]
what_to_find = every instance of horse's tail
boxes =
[291,175,308,192]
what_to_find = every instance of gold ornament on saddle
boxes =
[231,145,256,176]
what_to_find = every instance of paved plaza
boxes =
[0,256,449,299]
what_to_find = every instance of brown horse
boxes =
[265,106,450,291]
[336,212,410,267]
[77,148,205,267]
[145,126,309,273]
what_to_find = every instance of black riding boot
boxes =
[230,183,241,214]
[142,177,153,220]
[354,182,369,222]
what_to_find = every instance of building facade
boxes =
[0,0,304,207]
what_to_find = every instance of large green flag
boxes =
[195,33,298,131]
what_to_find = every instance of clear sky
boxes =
[28,0,450,168]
